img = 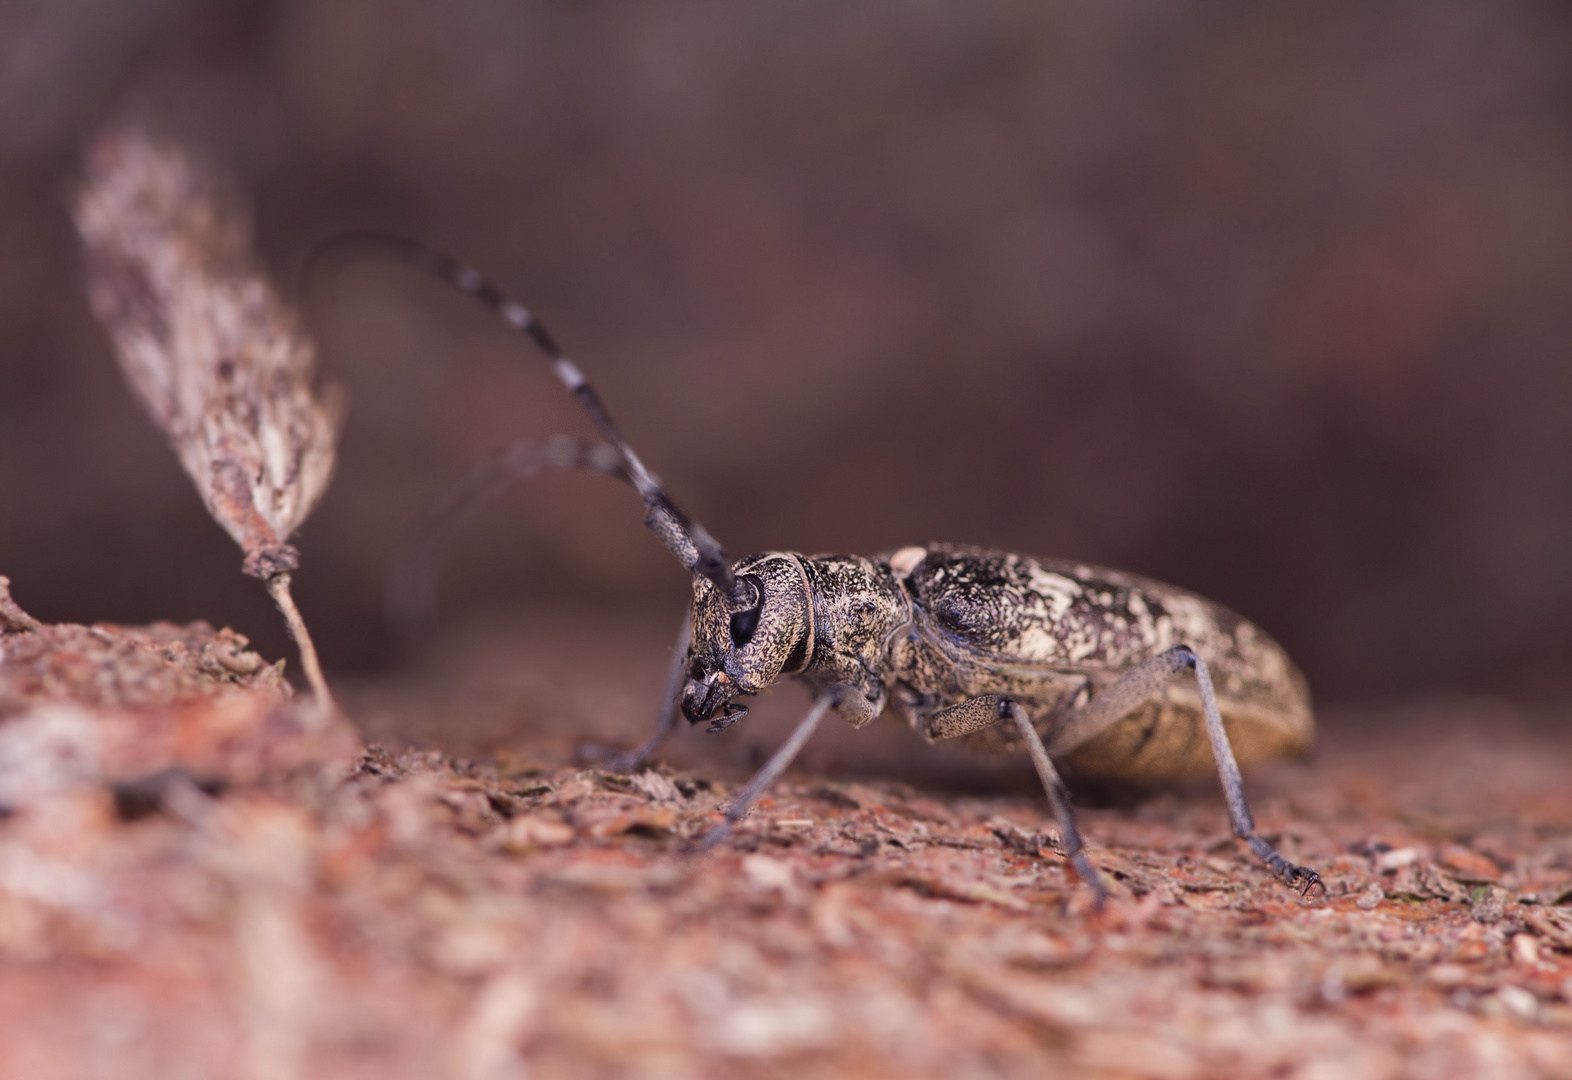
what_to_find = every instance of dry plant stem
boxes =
[73,129,345,718]
[266,572,334,718]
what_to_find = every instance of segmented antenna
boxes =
[386,434,626,644]
[308,231,740,600]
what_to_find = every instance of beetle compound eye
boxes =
[729,605,761,647]
[728,574,764,647]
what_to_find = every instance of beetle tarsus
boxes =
[578,615,692,771]
[1069,850,1111,912]
[688,818,734,854]
[1246,835,1322,896]
[1283,863,1324,896]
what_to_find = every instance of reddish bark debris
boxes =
[0,593,1570,1078]
[0,580,283,717]
[0,578,353,799]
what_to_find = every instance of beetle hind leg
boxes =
[1049,646,1321,896]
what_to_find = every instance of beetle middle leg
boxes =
[1049,646,1321,895]
[922,695,1110,906]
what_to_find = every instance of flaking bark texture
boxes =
[71,129,344,580]
[0,578,353,809]
[0,576,285,721]
[0,594,1569,1078]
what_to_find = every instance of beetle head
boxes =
[680,553,815,729]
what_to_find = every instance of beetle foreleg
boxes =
[690,689,839,853]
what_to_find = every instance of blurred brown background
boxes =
[2,0,1571,717]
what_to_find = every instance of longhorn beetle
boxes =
[324,233,1321,906]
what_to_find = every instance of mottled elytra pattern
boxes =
[337,235,1322,902]
[886,545,1312,780]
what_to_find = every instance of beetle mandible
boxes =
[332,233,1321,906]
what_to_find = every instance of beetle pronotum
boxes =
[330,233,1320,905]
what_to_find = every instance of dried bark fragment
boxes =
[0,579,352,811]
[70,128,343,713]
[0,577,41,634]
[0,579,284,719]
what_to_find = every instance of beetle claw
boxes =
[1286,864,1324,897]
